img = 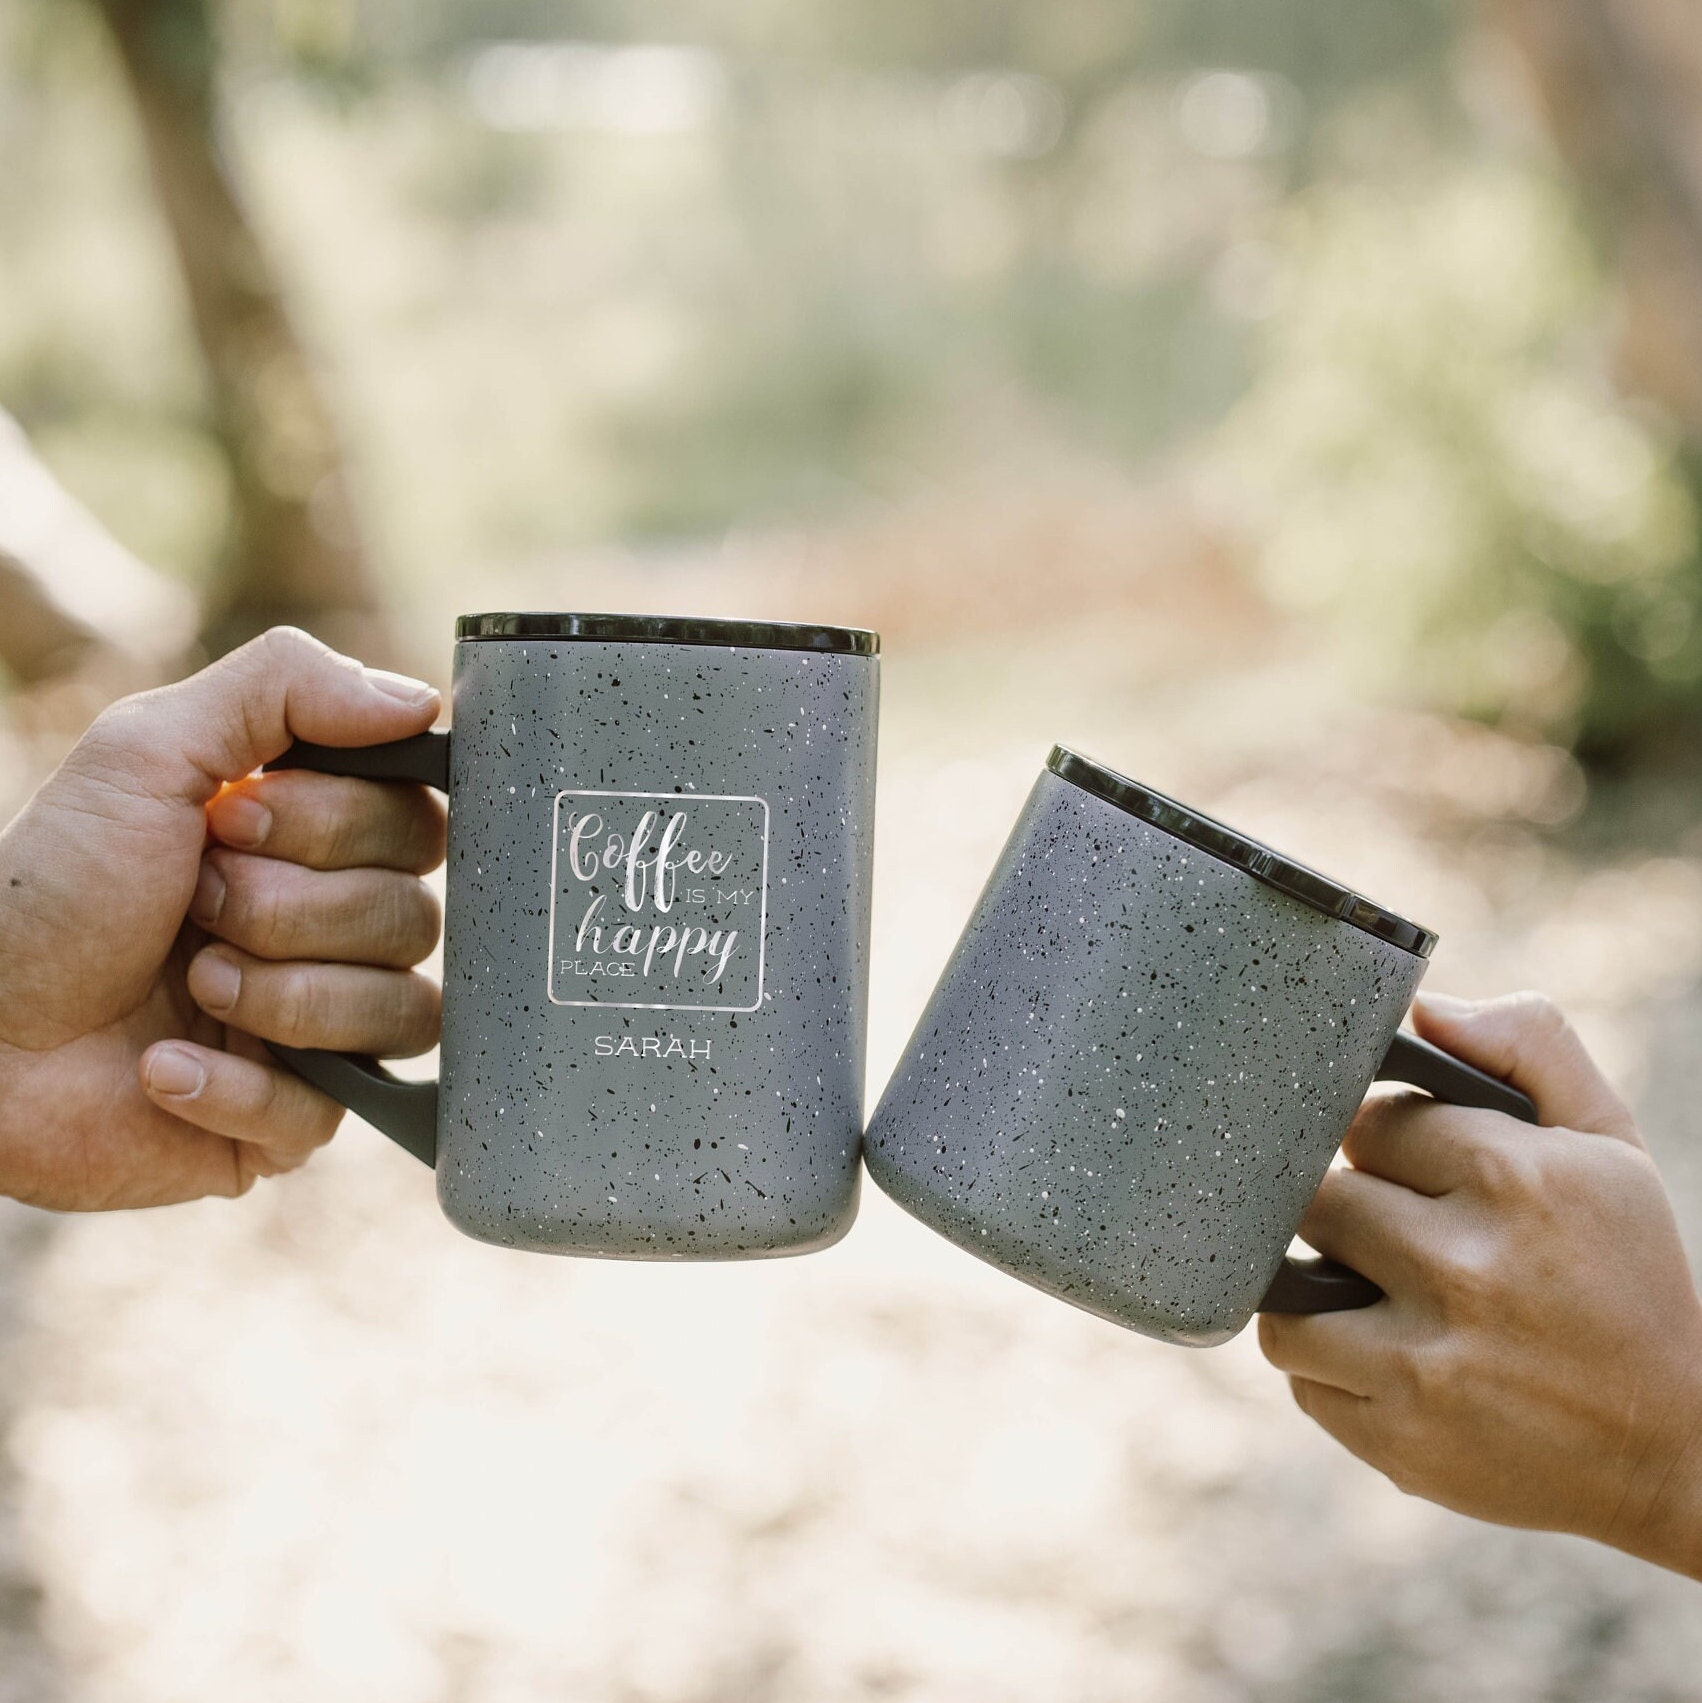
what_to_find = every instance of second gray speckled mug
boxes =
[865,747,1535,1346]
[268,612,878,1260]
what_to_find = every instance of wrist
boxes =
[1607,1331,1702,1580]
[1637,1421,1702,1581]
[0,1046,58,1210]
[0,1052,25,1205]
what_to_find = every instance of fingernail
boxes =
[146,1045,206,1099]
[210,792,272,849]
[1417,991,1472,1017]
[362,667,438,708]
[193,951,242,1015]
[190,860,226,927]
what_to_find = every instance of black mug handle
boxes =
[1257,1028,1539,1314]
[257,733,450,1167]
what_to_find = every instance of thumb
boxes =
[1412,990,1639,1143]
[86,627,439,805]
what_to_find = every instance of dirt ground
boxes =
[3,561,1702,1703]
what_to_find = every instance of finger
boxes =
[1258,1310,1387,1397]
[206,769,446,874]
[1341,1091,1487,1196]
[1412,991,1638,1143]
[186,944,441,1056]
[1287,1376,1382,1463]
[83,626,440,808]
[1295,1165,1435,1295]
[191,850,441,967]
[140,1039,342,1176]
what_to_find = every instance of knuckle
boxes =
[236,1056,288,1128]
[274,964,329,1042]
[254,625,321,670]
[309,797,363,869]
[253,877,294,956]
[1460,1134,1543,1202]
[270,1107,336,1161]
[1504,989,1570,1044]
[258,625,367,703]
[1385,1341,1420,1401]
[1347,1088,1420,1147]
[1426,1237,1503,1325]
[372,880,418,961]
[1560,1139,1654,1224]
[1612,1142,1662,1194]
[215,628,314,723]
[250,1060,340,1152]
[224,858,290,955]
[1350,1091,1396,1135]
[75,695,163,783]
[1386,1338,1441,1405]
[82,695,144,751]
[1388,1320,1472,1406]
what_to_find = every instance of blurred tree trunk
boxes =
[1495,0,1702,439]
[88,0,397,664]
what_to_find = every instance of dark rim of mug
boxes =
[1047,746,1438,958]
[455,612,878,656]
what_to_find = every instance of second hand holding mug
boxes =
[268,612,879,1260]
[865,747,1536,1345]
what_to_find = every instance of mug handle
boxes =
[1256,1028,1538,1314]
[255,732,451,1167]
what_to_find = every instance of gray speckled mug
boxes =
[865,747,1535,1346]
[268,612,879,1260]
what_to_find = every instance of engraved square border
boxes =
[546,789,770,1013]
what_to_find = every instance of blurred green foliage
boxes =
[1225,154,1702,762]
[3,0,1700,758]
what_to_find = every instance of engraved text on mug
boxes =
[547,790,769,1012]
[593,1035,713,1059]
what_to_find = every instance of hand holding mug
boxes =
[1259,991,1702,1582]
[0,628,444,1210]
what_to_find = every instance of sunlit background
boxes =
[4,1,1702,1698]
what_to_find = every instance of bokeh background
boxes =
[4,1,1702,1698]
